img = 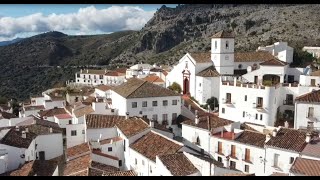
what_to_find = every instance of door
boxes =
[286,94,293,105]
[183,77,189,95]
[39,151,45,160]
[311,79,316,86]
[288,75,294,83]
[245,148,250,162]
[308,107,314,118]
[226,93,231,103]
[254,76,258,84]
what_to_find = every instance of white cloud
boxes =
[0,5,155,41]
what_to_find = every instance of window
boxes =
[196,137,201,145]
[83,75,86,78]
[274,153,280,167]
[77,79,79,82]
[231,145,236,158]
[71,130,77,136]
[84,80,86,82]
[290,157,294,164]
[243,111,245,117]
[230,161,236,169]
[108,147,112,152]
[163,100,168,106]
[77,74,80,78]
[89,75,91,79]
[132,102,137,108]
[162,114,168,121]
[142,160,145,166]
[123,140,126,151]
[150,166,152,173]
[82,130,85,134]
[99,75,103,79]
[222,108,225,114]
[244,95,247,101]
[286,94,294,105]
[218,141,222,153]
[257,97,263,108]
[199,83,201,87]
[101,81,103,84]
[245,148,250,162]
[308,107,314,118]
[215,41,217,50]
[152,101,158,107]
[142,115,148,119]
[142,101,147,107]
[238,64,243,69]
[255,114,258,120]
[245,165,249,173]
[226,93,231,103]
[152,114,158,121]
[172,113,177,120]
[69,120,72,124]
[225,55,229,60]
[260,114,263,120]
[218,156,222,162]
[135,158,137,165]
[119,160,122,167]
[172,100,178,105]
[226,40,229,49]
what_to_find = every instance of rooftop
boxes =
[9,160,59,176]
[116,117,150,138]
[54,114,72,119]
[66,142,90,160]
[290,157,320,176]
[95,84,112,92]
[112,78,180,99]
[311,70,320,76]
[38,108,67,117]
[73,105,94,118]
[130,131,182,162]
[189,52,212,63]
[86,114,125,129]
[265,128,307,152]
[88,161,119,176]
[301,137,320,158]
[100,137,123,145]
[295,89,320,103]
[104,170,137,176]
[24,105,45,111]
[92,149,118,160]
[63,154,91,176]
[0,111,17,119]
[234,130,266,148]
[143,75,165,83]
[196,66,220,77]
[259,58,288,66]
[158,152,199,176]
[211,30,235,38]
[182,115,233,131]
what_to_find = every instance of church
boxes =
[166,30,293,105]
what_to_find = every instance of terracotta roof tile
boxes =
[0,112,17,119]
[112,78,180,99]
[24,105,45,111]
[86,114,125,129]
[158,152,199,176]
[290,157,320,176]
[270,172,289,176]
[234,51,275,62]
[9,160,59,176]
[190,52,212,63]
[182,115,233,131]
[260,58,288,66]
[96,85,112,92]
[130,131,182,162]
[211,30,235,38]
[38,108,67,117]
[90,161,119,173]
[143,75,164,83]
[105,71,121,76]
[114,68,127,74]
[73,106,94,118]
[311,70,320,76]
[116,117,150,138]
[301,137,320,158]
[196,66,220,77]
[55,114,72,119]
[235,130,266,148]
[0,104,10,111]
[104,170,137,176]
[100,137,123,145]
[92,149,118,160]
[296,89,320,103]
[66,143,91,159]
[265,128,307,152]
[63,154,91,176]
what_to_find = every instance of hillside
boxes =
[1,4,320,101]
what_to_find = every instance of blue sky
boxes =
[0,4,177,41]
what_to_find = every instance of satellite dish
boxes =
[247,66,252,72]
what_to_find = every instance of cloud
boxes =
[0,5,155,41]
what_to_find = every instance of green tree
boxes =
[168,82,182,93]
[230,21,237,30]
[0,97,8,104]
[206,97,219,111]
[292,49,317,67]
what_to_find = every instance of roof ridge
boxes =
[126,79,148,98]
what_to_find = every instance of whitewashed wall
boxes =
[36,134,63,160]
[66,124,86,148]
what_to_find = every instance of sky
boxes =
[0,4,177,41]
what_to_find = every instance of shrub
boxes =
[168,82,182,93]
[206,96,219,111]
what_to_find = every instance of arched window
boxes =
[238,64,243,69]
[196,136,201,145]
[226,40,229,49]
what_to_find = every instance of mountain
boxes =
[1,4,320,101]
[0,37,24,46]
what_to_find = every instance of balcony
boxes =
[283,100,294,106]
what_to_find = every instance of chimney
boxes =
[220,131,224,138]
[306,133,311,143]
[272,129,277,137]
[49,127,53,133]
[195,115,199,125]
[22,131,26,139]
[265,134,271,142]
[284,121,289,128]
[80,69,83,73]
[86,69,88,73]
[25,127,29,133]
[125,112,129,120]
[149,120,155,128]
